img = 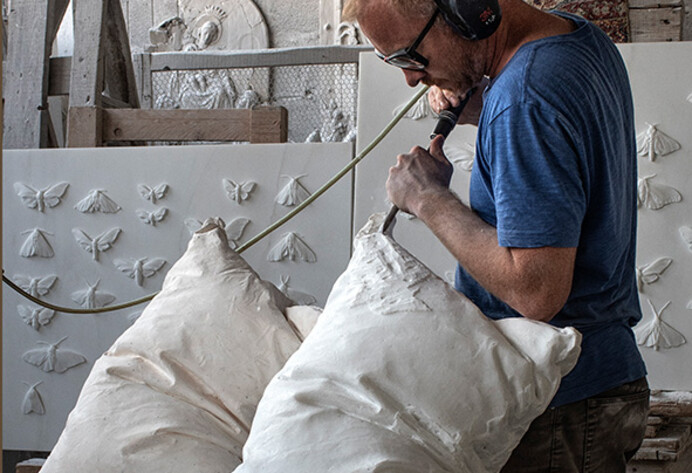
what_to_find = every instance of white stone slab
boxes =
[618,42,692,391]
[354,51,478,283]
[355,43,692,391]
[3,142,353,450]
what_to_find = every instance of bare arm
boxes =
[387,135,576,322]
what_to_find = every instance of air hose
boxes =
[2,85,431,315]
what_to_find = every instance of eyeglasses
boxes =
[374,8,440,71]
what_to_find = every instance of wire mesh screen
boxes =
[151,62,358,144]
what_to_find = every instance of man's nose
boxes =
[402,68,426,87]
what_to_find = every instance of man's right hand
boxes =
[428,81,487,126]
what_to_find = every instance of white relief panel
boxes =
[356,43,692,392]
[3,142,353,450]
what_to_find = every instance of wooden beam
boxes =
[630,7,683,42]
[102,0,139,108]
[100,107,287,143]
[4,0,70,148]
[67,106,103,147]
[250,107,288,143]
[48,56,72,96]
[148,46,372,72]
[650,391,692,418]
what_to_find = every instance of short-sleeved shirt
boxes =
[454,12,647,407]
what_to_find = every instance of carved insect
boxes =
[223,179,257,204]
[72,227,122,262]
[276,175,311,207]
[267,232,316,263]
[137,183,169,203]
[22,336,87,373]
[278,275,317,305]
[185,217,250,249]
[679,226,692,252]
[74,189,122,213]
[137,207,168,226]
[20,228,54,258]
[393,94,434,120]
[22,381,45,415]
[18,305,56,331]
[634,299,686,351]
[637,174,682,210]
[636,257,673,293]
[114,257,167,287]
[636,123,681,162]
[71,279,116,309]
[14,274,57,297]
[14,182,69,212]
[445,142,475,172]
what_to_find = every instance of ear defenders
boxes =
[433,0,502,40]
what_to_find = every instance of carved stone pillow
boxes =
[234,216,582,473]
[41,219,303,473]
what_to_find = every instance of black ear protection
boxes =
[433,0,502,41]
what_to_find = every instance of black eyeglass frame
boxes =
[374,8,440,71]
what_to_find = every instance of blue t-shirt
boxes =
[454,13,647,406]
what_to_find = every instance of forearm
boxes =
[413,189,574,321]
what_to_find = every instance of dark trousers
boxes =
[501,378,650,473]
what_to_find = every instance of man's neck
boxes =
[485,0,576,78]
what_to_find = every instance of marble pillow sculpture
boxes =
[234,214,582,473]
[41,219,303,473]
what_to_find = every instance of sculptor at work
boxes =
[344,0,650,471]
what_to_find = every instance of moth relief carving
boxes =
[18,305,56,331]
[679,226,692,253]
[223,179,257,204]
[14,182,69,212]
[636,257,672,293]
[22,381,46,415]
[637,174,682,210]
[393,93,435,121]
[185,217,250,249]
[278,275,317,305]
[636,123,681,161]
[20,229,54,258]
[114,257,167,287]
[74,189,121,214]
[72,227,122,262]
[276,175,311,207]
[138,183,169,203]
[22,336,87,373]
[71,279,116,309]
[634,299,686,351]
[14,274,57,298]
[268,232,317,263]
[137,207,168,226]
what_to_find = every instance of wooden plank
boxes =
[67,106,103,147]
[148,46,373,71]
[250,107,288,143]
[319,0,342,45]
[630,7,683,42]
[124,0,153,54]
[102,108,251,141]
[641,425,691,452]
[4,0,69,148]
[101,0,140,108]
[628,0,681,8]
[650,391,692,417]
[132,52,153,108]
[100,107,288,143]
[48,56,71,96]
[68,0,106,108]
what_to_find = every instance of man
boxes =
[343,0,649,471]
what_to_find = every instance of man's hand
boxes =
[386,135,453,216]
[428,80,487,126]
